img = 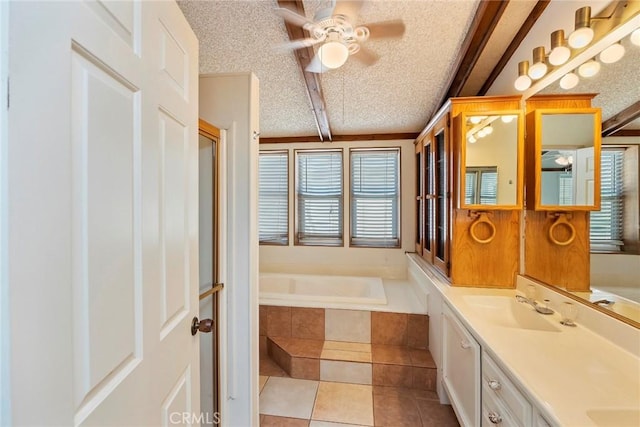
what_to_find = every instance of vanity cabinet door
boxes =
[443,304,481,427]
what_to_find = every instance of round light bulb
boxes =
[470,116,482,124]
[501,115,516,123]
[514,75,531,91]
[317,41,349,69]
[599,43,625,64]
[568,27,594,48]
[477,129,487,138]
[578,59,600,78]
[549,46,571,66]
[631,28,640,46]
[484,125,493,135]
[528,62,548,80]
[468,135,477,144]
[559,72,579,89]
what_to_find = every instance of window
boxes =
[590,149,624,251]
[465,167,498,205]
[295,150,343,246]
[258,151,288,245]
[350,148,400,247]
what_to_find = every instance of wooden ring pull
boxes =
[548,214,576,246]
[469,213,496,244]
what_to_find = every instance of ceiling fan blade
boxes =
[363,20,406,39]
[305,54,330,74]
[275,38,322,52]
[274,7,316,30]
[332,0,363,21]
[352,46,379,66]
[314,6,334,22]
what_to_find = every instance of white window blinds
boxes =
[590,149,624,251]
[296,150,343,246]
[258,151,288,245]
[350,149,400,247]
[465,167,497,205]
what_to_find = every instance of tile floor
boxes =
[260,356,460,427]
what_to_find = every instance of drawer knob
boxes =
[488,412,503,424]
[460,340,471,349]
[488,379,502,390]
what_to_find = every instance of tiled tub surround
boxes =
[260,306,435,387]
[408,254,640,427]
[259,305,459,426]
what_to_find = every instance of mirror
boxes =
[534,109,602,210]
[460,111,523,209]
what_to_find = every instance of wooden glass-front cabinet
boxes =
[417,113,450,278]
[415,96,523,287]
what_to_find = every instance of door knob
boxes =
[191,316,214,335]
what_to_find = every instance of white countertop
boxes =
[408,254,640,427]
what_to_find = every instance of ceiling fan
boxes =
[275,0,405,73]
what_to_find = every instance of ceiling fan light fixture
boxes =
[568,7,594,48]
[549,30,571,66]
[631,28,640,46]
[484,125,493,135]
[318,41,349,69]
[599,42,625,64]
[514,61,532,91]
[468,135,477,144]
[354,26,370,41]
[578,59,600,77]
[528,47,548,80]
[559,72,579,89]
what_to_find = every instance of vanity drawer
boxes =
[482,352,532,425]
[482,383,519,426]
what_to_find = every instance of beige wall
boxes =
[259,139,416,279]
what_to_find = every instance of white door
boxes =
[8,1,200,425]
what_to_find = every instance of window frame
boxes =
[349,147,402,249]
[590,147,625,253]
[258,150,290,246]
[294,148,345,247]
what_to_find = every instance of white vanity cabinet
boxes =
[443,302,556,427]
[443,303,481,427]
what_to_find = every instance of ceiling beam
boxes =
[439,0,510,104]
[608,129,640,137]
[478,0,550,96]
[277,0,332,141]
[259,132,420,144]
[602,100,640,137]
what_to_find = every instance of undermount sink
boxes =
[463,295,561,332]
[587,409,640,427]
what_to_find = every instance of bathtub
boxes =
[259,272,388,306]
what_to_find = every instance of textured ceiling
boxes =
[179,0,640,138]
[179,0,480,138]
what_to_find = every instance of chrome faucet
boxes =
[516,294,555,315]
[593,299,615,306]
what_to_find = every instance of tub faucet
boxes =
[515,294,555,315]
[593,299,615,306]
